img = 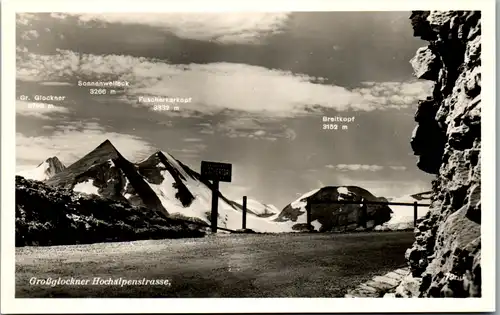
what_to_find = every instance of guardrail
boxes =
[306,200,431,228]
[172,199,432,233]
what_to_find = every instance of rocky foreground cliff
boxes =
[399,11,481,297]
[16,176,205,246]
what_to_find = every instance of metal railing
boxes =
[305,200,431,229]
[174,198,431,233]
[238,198,431,231]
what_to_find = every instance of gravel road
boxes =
[16,231,414,297]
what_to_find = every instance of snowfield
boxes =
[138,153,295,233]
[73,179,100,196]
[291,188,321,209]
[245,198,279,216]
[17,157,66,182]
[17,161,55,182]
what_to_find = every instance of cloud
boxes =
[39,82,73,86]
[206,116,296,141]
[200,129,215,135]
[16,101,70,119]
[16,121,156,170]
[183,138,202,142]
[327,164,407,172]
[20,30,39,41]
[171,143,207,155]
[350,81,433,110]
[16,13,40,27]
[59,12,291,44]
[16,50,434,118]
[171,149,200,154]
[283,128,297,141]
[390,166,407,171]
[326,164,384,172]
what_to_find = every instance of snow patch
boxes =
[73,179,99,196]
[337,186,349,195]
[17,159,64,181]
[143,166,299,233]
[337,186,355,201]
[245,199,278,216]
[17,162,51,181]
[311,220,322,231]
[290,188,320,209]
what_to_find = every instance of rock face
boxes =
[404,11,481,297]
[15,176,205,247]
[46,140,169,216]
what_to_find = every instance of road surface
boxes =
[16,231,414,297]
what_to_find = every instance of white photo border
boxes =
[1,0,496,313]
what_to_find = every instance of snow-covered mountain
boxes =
[274,186,394,232]
[274,187,433,232]
[18,140,286,232]
[17,157,66,182]
[16,139,432,233]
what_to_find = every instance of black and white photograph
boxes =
[1,0,496,313]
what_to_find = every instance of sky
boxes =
[15,12,435,209]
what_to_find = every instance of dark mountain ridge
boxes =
[46,140,168,216]
[275,186,393,232]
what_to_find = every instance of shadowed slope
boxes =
[275,186,393,232]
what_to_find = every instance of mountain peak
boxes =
[20,156,66,182]
[96,139,115,149]
[45,156,63,164]
[153,150,164,158]
[37,156,62,167]
[45,139,122,187]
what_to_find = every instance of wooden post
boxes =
[242,196,247,230]
[413,201,418,228]
[211,180,219,233]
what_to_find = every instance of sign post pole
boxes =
[201,160,232,234]
[211,180,219,233]
[413,201,418,228]
[242,196,247,230]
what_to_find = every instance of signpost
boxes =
[242,196,247,230]
[414,201,418,228]
[200,161,232,233]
